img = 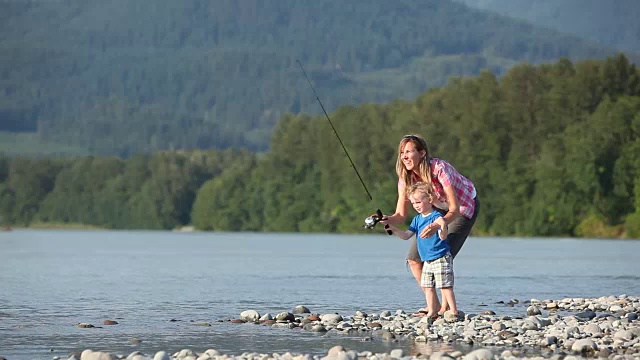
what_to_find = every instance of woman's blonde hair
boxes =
[406,182,436,203]
[395,134,433,192]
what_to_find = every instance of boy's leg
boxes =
[441,287,458,315]
[420,260,441,315]
[439,291,449,315]
[411,240,443,313]
[424,287,439,316]
[434,253,455,315]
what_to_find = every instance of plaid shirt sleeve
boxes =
[431,158,476,219]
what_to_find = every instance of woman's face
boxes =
[400,141,425,171]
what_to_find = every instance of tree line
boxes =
[1,55,639,238]
[1,0,623,156]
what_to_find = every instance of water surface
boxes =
[1,230,638,359]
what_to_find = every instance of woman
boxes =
[382,134,479,316]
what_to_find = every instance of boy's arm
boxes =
[386,224,415,240]
[434,217,448,240]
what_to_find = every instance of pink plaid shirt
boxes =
[429,158,476,219]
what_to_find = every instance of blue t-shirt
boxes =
[408,211,450,261]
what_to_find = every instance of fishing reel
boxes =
[364,209,393,235]
[363,209,383,229]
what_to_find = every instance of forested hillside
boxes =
[0,0,625,156]
[456,0,640,53]
[2,56,639,239]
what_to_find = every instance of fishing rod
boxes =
[296,60,391,235]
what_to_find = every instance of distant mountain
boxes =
[455,0,640,53]
[0,0,628,156]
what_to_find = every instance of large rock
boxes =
[444,310,464,322]
[327,345,344,356]
[389,349,403,358]
[153,352,171,360]
[80,351,117,360]
[571,339,598,353]
[614,329,635,341]
[463,348,493,360]
[320,313,343,324]
[126,351,144,360]
[583,323,602,335]
[275,312,295,322]
[293,305,311,314]
[204,349,220,357]
[240,310,260,322]
[575,310,597,320]
[526,305,541,316]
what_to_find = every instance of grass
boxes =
[12,222,105,230]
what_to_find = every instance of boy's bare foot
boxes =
[443,310,461,322]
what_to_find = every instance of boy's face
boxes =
[409,192,430,214]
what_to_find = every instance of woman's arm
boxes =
[441,184,461,226]
[418,185,461,238]
[434,217,448,240]
[381,182,409,225]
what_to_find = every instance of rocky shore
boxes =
[5,295,639,360]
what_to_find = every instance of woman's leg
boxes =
[439,197,479,314]
[406,237,423,284]
[448,197,480,259]
[408,259,422,284]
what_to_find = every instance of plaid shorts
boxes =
[420,252,454,288]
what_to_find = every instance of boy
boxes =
[386,182,458,320]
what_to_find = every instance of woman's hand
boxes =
[419,222,440,238]
[380,213,402,226]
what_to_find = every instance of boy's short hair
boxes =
[407,182,436,202]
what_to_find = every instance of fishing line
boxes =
[296,60,372,201]
[296,60,391,234]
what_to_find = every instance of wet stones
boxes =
[229,295,640,358]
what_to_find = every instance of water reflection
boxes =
[409,341,472,357]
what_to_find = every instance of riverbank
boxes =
[6,222,105,230]
[37,295,639,360]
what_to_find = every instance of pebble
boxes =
[27,295,639,360]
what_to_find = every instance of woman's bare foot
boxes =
[412,310,429,317]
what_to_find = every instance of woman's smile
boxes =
[401,142,423,170]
